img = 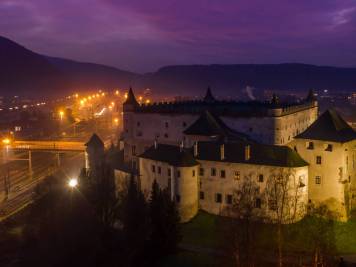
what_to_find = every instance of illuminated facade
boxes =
[116,88,356,221]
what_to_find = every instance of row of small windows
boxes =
[200,168,264,182]
[151,165,265,182]
[306,142,333,151]
[198,192,262,208]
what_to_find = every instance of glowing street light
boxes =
[59,110,64,120]
[68,178,78,188]
[2,138,10,145]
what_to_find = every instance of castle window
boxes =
[255,198,262,209]
[132,145,136,156]
[199,191,205,200]
[268,199,277,211]
[165,122,169,128]
[258,174,264,183]
[164,133,169,138]
[151,165,156,173]
[136,131,142,137]
[176,195,180,203]
[307,142,314,150]
[234,171,240,180]
[211,168,216,176]
[299,175,306,187]
[325,144,333,152]
[192,170,196,177]
[315,176,321,185]
[168,169,171,176]
[199,168,204,176]
[137,121,141,127]
[220,170,226,178]
[158,166,161,174]
[226,194,233,204]
[177,170,181,177]
[316,156,322,165]
[215,193,222,203]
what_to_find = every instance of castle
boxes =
[104,88,356,222]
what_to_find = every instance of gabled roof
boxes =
[183,110,250,141]
[139,144,199,167]
[203,87,216,102]
[195,141,308,167]
[123,87,139,106]
[296,109,356,143]
[85,133,104,148]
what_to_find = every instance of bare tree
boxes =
[265,168,307,267]
[223,172,265,267]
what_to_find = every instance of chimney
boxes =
[154,139,158,149]
[220,143,225,160]
[244,145,250,161]
[194,141,198,157]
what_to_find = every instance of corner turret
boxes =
[85,133,105,170]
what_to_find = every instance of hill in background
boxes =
[1,36,356,98]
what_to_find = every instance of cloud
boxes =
[0,0,355,71]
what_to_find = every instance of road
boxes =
[0,150,85,220]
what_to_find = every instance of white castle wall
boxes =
[139,157,199,222]
[198,160,308,220]
[123,104,318,166]
[290,139,356,219]
[139,156,308,222]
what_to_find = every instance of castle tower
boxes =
[85,133,105,171]
[123,88,140,168]
[123,87,139,112]
[305,89,318,108]
[203,87,216,103]
[292,109,356,220]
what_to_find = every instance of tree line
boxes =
[19,147,181,267]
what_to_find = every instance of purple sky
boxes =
[0,0,355,72]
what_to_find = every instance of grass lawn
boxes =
[179,211,356,255]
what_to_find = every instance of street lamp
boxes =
[68,178,78,188]
[2,138,10,145]
[59,110,64,121]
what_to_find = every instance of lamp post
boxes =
[68,178,78,189]
[59,110,64,121]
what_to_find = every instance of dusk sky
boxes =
[1,0,356,72]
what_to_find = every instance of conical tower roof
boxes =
[203,87,216,102]
[85,133,104,148]
[296,109,356,142]
[123,87,139,106]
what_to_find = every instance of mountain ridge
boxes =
[1,36,356,98]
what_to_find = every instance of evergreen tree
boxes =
[148,180,181,260]
[122,176,149,266]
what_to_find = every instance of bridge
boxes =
[11,140,86,152]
